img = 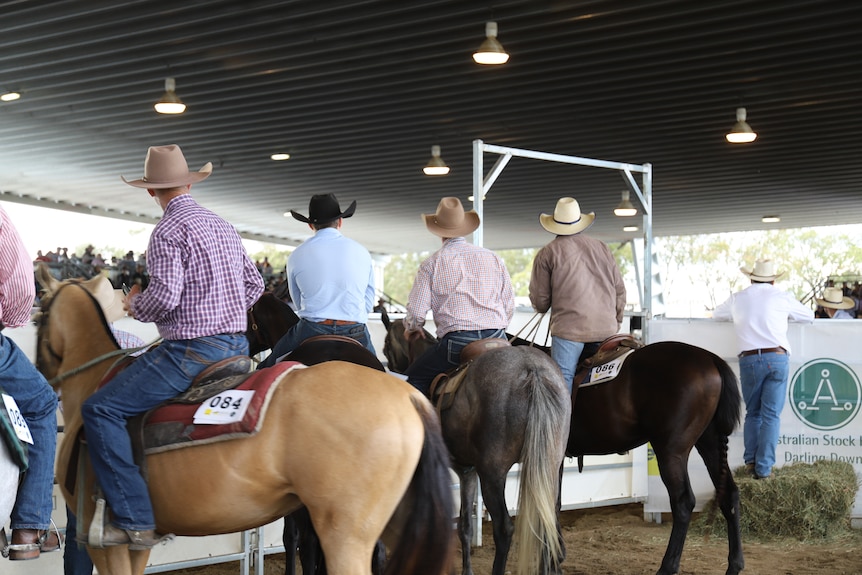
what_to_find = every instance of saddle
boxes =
[429,338,510,412]
[572,334,643,390]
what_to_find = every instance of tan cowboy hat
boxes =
[539,197,595,236]
[122,144,212,189]
[423,197,480,238]
[91,277,126,323]
[816,287,855,310]
[740,259,786,282]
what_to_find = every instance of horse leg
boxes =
[476,469,513,575]
[457,467,479,575]
[696,436,744,575]
[283,513,298,575]
[654,448,695,575]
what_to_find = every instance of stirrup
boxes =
[0,528,7,558]
[88,497,108,548]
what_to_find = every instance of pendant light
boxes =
[473,22,509,65]
[725,107,756,143]
[154,78,186,115]
[423,145,450,176]
[613,190,638,217]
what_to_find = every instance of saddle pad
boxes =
[141,361,305,455]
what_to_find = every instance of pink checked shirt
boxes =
[0,206,37,328]
[405,237,514,338]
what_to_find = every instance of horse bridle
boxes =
[37,282,155,387]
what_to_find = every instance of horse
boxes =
[386,322,744,575]
[254,307,570,575]
[379,310,436,374]
[35,275,455,575]
[567,341,743,575]
[246,291,300,357]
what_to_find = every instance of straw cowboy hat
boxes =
[91,277,126,323]
[122,144,212,189]
[816,287,855,310]
[291,193,356,225]
[740,259,786,282]
[539,197,595,236]
[423,197,480,238]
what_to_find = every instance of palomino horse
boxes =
[385,325,744,575]
[35,276,455,575]
[255,308,570,575]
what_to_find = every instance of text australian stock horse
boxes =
[385,322,745,575]
[34,277,454,575]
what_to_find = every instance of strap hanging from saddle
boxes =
[572,334,644,390]
[429,338,510,413]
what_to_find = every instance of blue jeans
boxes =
[65,507,94,575]
[0,334,58,530]
[405,329,506,396]
[551,336,585,394]
[739,351,790,478]
[257,318,375,369]
[81,334,248,530]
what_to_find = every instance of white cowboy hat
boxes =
[816,287,855,310]
[122,144,212,189]
[423,197,480,238]
[539,197,595,236]
[740,259,786,282]
[91,276,126,323]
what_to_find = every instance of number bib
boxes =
[193,390,256,424]
[2,393,34,444]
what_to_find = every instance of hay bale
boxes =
[691,460,859,541]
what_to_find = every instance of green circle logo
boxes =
[789,359,861,430]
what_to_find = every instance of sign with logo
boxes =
[790,359,861,430]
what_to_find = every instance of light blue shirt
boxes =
[288,227,375,323]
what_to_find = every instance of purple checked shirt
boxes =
[130,194,264,340]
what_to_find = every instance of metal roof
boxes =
[0,0,860,255]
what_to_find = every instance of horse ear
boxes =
[380,308,391,329]
[35,262,60,294]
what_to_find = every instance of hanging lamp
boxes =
[423,145,450,175]
[725,107,756,143]
[473,22,509,65]
[154,78,186,114]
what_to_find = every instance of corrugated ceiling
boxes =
[0,0,860,255]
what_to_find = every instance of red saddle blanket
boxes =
[140,361,305,455]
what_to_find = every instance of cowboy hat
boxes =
[740,259,786,282]
[423,197,480,238]
[539,197,595,236]
[122,144,212,189]
[91,277,126,323]
[291,193,356,225]
[816,287,855,310]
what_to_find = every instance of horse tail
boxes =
[515,361,570,575]
[384,396,454,575]
[711,353,742,436]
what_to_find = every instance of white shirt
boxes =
[713,282,814,354]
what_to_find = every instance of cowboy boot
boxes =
[8,528,62,560]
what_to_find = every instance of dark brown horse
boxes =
[380,310,436,373]
[386,325,744,575]
[246,292,300,357]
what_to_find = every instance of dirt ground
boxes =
[172,503,862,575]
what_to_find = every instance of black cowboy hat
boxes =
[290,193,357,225]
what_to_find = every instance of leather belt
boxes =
[317,319,358,326]
[739,347,785,358]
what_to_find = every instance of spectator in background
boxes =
[816,287,855,319]
[712,258,814,479]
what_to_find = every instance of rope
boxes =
[48,338,161,387]
[509,312,547,347]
